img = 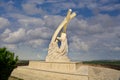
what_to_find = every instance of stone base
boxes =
[11,66,88,80]
[11,61,120,80]
[29,61,84,74]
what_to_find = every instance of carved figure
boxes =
[46,9,76,62]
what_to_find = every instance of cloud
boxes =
[22,1,45,15]
[1,12,119,60]
[21,0,77,15]
[99,0,120,11]
[27,27,52,39]
[68,14,120,55]
[3,28,26,44]
[0,0,119,60]
[0,17,10,29]
[68,17,104,36]
[113,47,120,51]
[9,13,64,30]
[69,36,89,52]
[44,15,64,28]
[76,0,120,15]
[0,14,65,49]
[18,17,45,27]
[0,0,20,13]
[88,14,117,26]
[3,28,11,33]
[27,39,46,48]
[25,0,44,4]
[1,44,17,50]
[100,4,120,11]
[8,13,31,19]
[1,29,11,43]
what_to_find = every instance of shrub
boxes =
[0,47,18,80]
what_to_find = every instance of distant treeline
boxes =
[17,60,29,66]
[83,60,120,70]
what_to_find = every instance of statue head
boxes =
[61,33,66,40]
[57,32,66,41]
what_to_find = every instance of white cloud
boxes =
[8,13,30,19]
[22,2,45,15]
[8,13,45,29]
[44,15,64,28]
[3,28,11,34]
[28,39,45,48]
[87,24,104,34]
[22,0,77,15]
[99,2,120,11]
[0,17,10,29]
[69,17,104,35]
[67,13,120,55]
[3,44,17,50]
[1,28,11,41]
[78,19,88,28]
[27,27,51,39]
[77,0,120,14]
[18,17,45,27]
[3,28,26,43]
[69,36,89,51]
[113,47,120,51]
[0,0,19,13]
[54,2,76,9]
[26,0,44,4]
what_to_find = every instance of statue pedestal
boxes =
[29,61,85,74]
[11,61,120,80]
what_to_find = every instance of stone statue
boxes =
[46,9,76,62]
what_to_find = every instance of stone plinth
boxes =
[11,61,120,80]
[11,66,88,80]
[29,61,86,74]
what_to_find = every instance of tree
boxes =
[0,47,18,80]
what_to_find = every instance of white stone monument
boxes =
[46,9,76,62]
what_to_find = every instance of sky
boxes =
[0,0,120,61]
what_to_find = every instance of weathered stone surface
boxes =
[11,66,88,80]
[29,61,83,74]
[88,66,120,80]
[11,61,120,80]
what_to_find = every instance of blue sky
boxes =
[0,0,120,61]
